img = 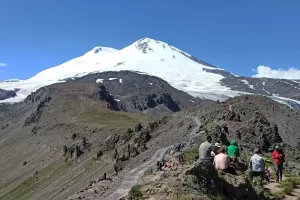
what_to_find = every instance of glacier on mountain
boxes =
[0,37,299,109]
[0,38,240,103]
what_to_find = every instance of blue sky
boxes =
[1,0,300,80]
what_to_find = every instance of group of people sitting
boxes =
[199,136,239,175]
[199,136,285,184]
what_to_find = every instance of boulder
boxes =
[185,159,266,199]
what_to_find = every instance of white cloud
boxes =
[252,65,300,80]
[0,62,7,67]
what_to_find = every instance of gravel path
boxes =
[104,116,201,200]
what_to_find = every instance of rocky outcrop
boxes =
[24,96,52,127]
[0,89,16,100]
[185,159,219,194]
[186,160,266,200]
[25,87,51,103]
[62,137,92,161]
[74,71,215,115]
[97,85,121,111]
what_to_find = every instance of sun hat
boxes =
[214,143,221,148]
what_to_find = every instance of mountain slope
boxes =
[1,37,300,107]
[67,95,300,200]
[0,69,215,200]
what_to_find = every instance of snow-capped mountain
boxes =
[1,37,300,108]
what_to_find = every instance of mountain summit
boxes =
[1,37,300,105]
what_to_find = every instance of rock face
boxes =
[186,160,266,200]
[0,89,16,100]
[73,71,215,116]
[24,94,52,127]
[97,85,121,111]
[185,159,219,194]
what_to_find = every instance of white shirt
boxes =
[250,154,265,172]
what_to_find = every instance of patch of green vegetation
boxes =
[213,195,223,200]
[182,137,205,164]
[283,170,292,177]
[217,170,224,178]
[172,172,179,177]
[182,145,198,164]
[78,109,151,128]
[1,153,115,200]
[261,155,273,168]
[272,177,300,198]
[129,185,143,199]
[280,177,300,195]
[0,161,73,200]
[272,191,285,199]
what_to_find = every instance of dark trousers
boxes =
[274,164,283,181]
[249,171,265,183]
[223,166,237,175]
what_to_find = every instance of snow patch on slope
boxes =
[96,79,104,84]
[241,79,254,89]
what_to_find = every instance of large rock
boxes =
[185,159,266,199]
[185,159,219,194]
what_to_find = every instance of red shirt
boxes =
[272,150,285,164]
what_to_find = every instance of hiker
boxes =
[249,148,265,184]
[157,157,166,171]
[175,143,184,152]
[199,136,213,160]
[156,160,161,171]
[272,145,285,182]
[211,143,221,157]
[175,143,181,152]
[228,140,240,162]
[213,146,236,175]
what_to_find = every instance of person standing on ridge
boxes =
[199,136,213,160]
[272,145,285,182]
[228,140,240,162]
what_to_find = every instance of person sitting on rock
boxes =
[213,146,236,175]
[211,142,221,157]
[228,140,240,162]
[199,136,213,160]
[249,148,265,185]
[272,145,285,182]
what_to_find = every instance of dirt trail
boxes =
[264,176,300,200]
[104,117,201,200]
